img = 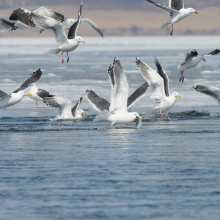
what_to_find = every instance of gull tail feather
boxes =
[94,110,111,121]
[161,22,170,30]
[145,109,158,119]
[49,48,62,54]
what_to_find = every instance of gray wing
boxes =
[193,85,220,103]
[127,82,149,109]
[181,50,198,65]
[0,18,17,32]
[33,6,66,23]
[43,97,61,109]
[37,89,54,98]
[146,0,179,14]
[86,90,110,112]
[68,3,82,39]
[71,97,83,117]
[0,90,11,100]
[169,0,184,10]
[9,8,35,28]
[12,68,42,93]
[108,64,115,87]
[205,48,220,56]
[81,18,104,37]
[154,57,170,97]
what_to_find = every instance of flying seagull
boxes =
[145,0,198,36]
[136,57,181,120]
[87,57,144,128]
[43,96,86,120]
[0,17,17,32]
[178,48,220,82]
[31,3,86,64]
[0,68,42,109]
[193,85,220,105]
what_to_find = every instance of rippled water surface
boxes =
[1,36,220,220]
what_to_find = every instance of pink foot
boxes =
[67,57,69,63]
[179,71,184,83]
[62,58,64,64]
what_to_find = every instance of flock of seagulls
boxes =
[0,0,220,129]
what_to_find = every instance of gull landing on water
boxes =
[145,0,198,36]
[178,48,220,83]
[31,3,86,64]
[136,57,181,121]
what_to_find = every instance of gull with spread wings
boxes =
[43,96,86,120]
[0,68,43,109]
[145,0,198,36]
[178,49,220,82]
[31,3,86,64]
[86,57,146,128]
[136,57,181,120]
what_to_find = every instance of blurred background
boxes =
[0,0,220,37]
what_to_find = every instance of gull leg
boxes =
[160,113,171,121]
[67,52,69,63]
[170,24,173,36]
[109,122,115,129]
[179,71,184,83]
[62,52,64,64]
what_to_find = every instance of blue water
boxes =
[0,36,220,219]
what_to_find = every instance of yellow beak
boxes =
[83,111,87,114]
[194,11,198,14]
[138,116,142,119]
[26,93,32,96]
[203,59,206,62]
[177,95,181,98]
[81,41,86,44]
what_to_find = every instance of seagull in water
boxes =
[178,48,220,82]
[31,3,86,64]
[28,83,54,108]
[8,6,103,37]
[0,68,42,109]
[145,0,198,36]
[136,57,181,120]
[87,57,144,128]
[43,96,86,120]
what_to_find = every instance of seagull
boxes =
[0,68,42,109]
[31,3,86,64]
[43,96,86,120]
[87,57,144,128]
[0,17,17,32]
[8,6,103,37]
[145,0,198,36]
[28,83,54,108]
[136,57,181,120]
[193,85,220,105]
[178,48,220,82]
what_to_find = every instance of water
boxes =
[0,36,220,219]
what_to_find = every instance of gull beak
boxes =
[177,95,181,98]
[194,11,198,14]
[136,116,142,119]
[81,41,86,44]
[83,111,87,114]
[26,93,32,96]
[203,59,206,62]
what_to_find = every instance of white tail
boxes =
[94,110,111,121]
[161,22,170,30]
[145,109,158,118]
[49,48,61,54]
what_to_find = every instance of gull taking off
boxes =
[145,0,198,36]
[31,3,86,64]
[0,68,42,109]
[136,57,181,120]
[178,49,220,82]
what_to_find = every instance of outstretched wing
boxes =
[37,89,54,98]
[0,18,17,32]
[182,50,198,64]
[205,48,220,56]
[169,0,184,11]
[9,8,35,28]
[146,0,179,14]
[127,82,149,109]
[86,90,110,112]
[68,3,82,39]
[43,96,72,111]
[154,57,170,97]
[33,6,66,23]
[71,97,83,117]
[12,68,43,93]
[81,18,104,37]
[0,90,11,100]
[31,12,68,45]
[193,85,220,104]
[136,57,166,104]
